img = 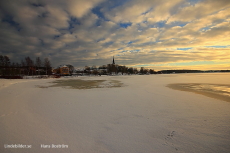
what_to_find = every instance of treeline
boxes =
[0,55,52,77]
[158,69,230,74]
[80,65,155,75]
[159,70,202,74]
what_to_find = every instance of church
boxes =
[107,56,117,75]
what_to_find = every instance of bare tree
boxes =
[0,55,3,66]
[36,57,42,75]
[0,55,11,75]
[44,58,51,75]
[25,56,34,67]
[25,56,34,75]
[4,56,10,67]
[21,59,25,67]
[36,57,42,67]
[66,64,74,75]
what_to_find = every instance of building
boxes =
[112,56,115,65]
[107,56,117,75]
[60,65,70,75]
[53,65,70,76]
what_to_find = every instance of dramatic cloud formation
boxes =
[0,0,229,70]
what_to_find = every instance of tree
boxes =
[44,58,51,75]
[140,67,144,74]
[85,66,90,71]
[122,66,128,74]
[15,62,20,67]
[92,69,99,75]
[0,55,11,75]
[140,67,149,74]
[66,64,75,75]
[107,64,112,74]
[84,66,90,74]
[149,69,155,74]
[11,62,15,67]
[21,59,25,67]
[92,65,97,70]
[133,68,138,74]
[3,56,10,67]
[99,65,107,69]
[25,56,34,75]
[144,68,149,74]
[25,56,34,67]
[44,58,51,67]
[36,57,42,75]
[0,55,3,66]
[128,67,134,74]
[36,57,42,67]
[107,64,117,75]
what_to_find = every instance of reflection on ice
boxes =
[167,83,230,102]
[186,84,230,97]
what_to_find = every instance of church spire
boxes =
[112,56,115,65]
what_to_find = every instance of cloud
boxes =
[103,0,184,24]
[0,0,229,70]
[167,0,230,23]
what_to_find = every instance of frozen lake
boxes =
[0,73,230,153]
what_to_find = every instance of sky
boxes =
[0,0,230,70]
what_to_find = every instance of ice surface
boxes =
[0,73,230,153]
[167,83,230,102]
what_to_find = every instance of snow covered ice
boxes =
[0,73,230,153]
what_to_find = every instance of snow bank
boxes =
[0,73,230,153]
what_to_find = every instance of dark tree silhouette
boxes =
[25,56,35,75]
[0,55,4,66]
[25,56,34,67]
[66,64,75,75]
[44,58,52,75]
[36,57,42,67]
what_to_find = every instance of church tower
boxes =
[112,56,115,65]
[108,56,117,75]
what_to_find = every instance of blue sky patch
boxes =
[92,6,104,18]
[119,22,132,28]
[188,0,202,5]
[169,21,188,27]
[108,0,131,9]
[200,26,212,32]
[130,50,140,53]
[68,17,80,30]
[127,41,133,45]
[177,47,192,50]
[135,64,151,67]
[141,8,153,15]
[103,41,114,47]
[2,14,21,31]
[205,45,229,48]
[120,50,128,53]
[155,21,166,28]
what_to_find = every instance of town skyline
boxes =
[0,0,230,71]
